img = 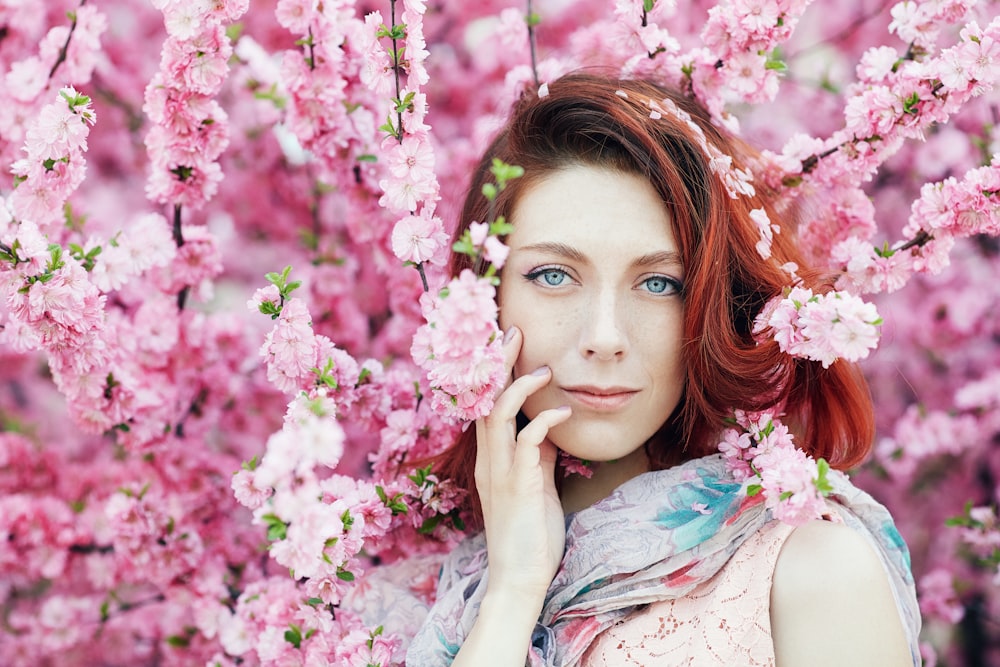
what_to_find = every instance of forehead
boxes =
[507,165,678,254]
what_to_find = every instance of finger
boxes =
[489,365,553,424]
[481,366,554,476]
[512,406,572,471]
[499,325,522,393]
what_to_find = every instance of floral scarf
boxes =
[405,454,921,666]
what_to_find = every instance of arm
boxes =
[770,519,912,667]
[452,326,572,667]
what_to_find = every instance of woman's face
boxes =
[498,164,685,465]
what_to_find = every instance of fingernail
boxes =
[557,405,571,412]
[530,366,550,376]
[503,326,516,344]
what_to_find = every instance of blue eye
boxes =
[642,275,679,295]
[526,267,570,287]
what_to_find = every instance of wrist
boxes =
[479,584,546,630]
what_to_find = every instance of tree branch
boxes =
[48,0,88,81]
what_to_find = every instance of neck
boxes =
[559,447,651,515]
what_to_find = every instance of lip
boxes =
[562,385,639,411]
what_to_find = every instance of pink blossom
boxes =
[231,468,273,510]
[391,212,448,264]
[276,0,316,34]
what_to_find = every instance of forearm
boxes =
[452,589,545,667]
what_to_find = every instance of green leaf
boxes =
[262,513,288,542]
[285,623,303,649]
[166,635,190,648]
[336,567,355,581]
[225,22,244,42]
[489,158,524,190]
[643,0,656,11]
[813,458,834,495]
[418,513,442,534]
[481,182,498,201]
[489,218,514,236]
[746,483,763,497]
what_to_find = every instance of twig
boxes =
[390,0,404,143]
[527,0,540,89]
[172,204,189,310]
[48,0,88,81]
[892,229,933,253]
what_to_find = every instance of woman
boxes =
[404,73,920,666]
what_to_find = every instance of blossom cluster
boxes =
[754,285,883,367]
[411,269,506,422]
[697,0,812,108]
[409,160,521,423]
[718,410,833,526]
[143,0,247,209]
[0,4,107,168]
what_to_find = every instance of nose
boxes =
[579,288,628,361]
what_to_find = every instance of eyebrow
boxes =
[516,242,683,269]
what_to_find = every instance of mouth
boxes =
[561,385,640,411]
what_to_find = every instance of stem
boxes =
[48,0,87,81]
[172,204,184,248]
[416,262,429,292]
[172,204,189,310]
[307,25,316,71]
[800,145,841,174]
[390,0,404,143]
[527,0,540,89]
[0,241,13,257]
[69,543,114,555]
[311,183,322,248]
[892,229,933,253]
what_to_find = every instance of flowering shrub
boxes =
[1,0,999,665]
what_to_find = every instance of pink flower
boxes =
[231,468,273,510]
[391,212,448,264]
[276,0,316,34]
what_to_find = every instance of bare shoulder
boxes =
[769,520,913,667]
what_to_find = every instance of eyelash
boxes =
[522,266,683,295]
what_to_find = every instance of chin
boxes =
[546,418,652,464]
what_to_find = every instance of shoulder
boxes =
[769,519,913,667]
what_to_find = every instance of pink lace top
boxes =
[581,520,795,666]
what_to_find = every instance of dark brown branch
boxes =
[893,229,933,253]
[48,0,88,81]
[172,204,189,310]
[527,0,540,89]
[69,542,114,555]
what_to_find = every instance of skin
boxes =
[453,164,912,666]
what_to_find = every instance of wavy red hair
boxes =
[429,73,874,521]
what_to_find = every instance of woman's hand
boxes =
[452,326,572,667]
[475,325,572,602]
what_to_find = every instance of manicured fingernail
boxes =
[530,366,550,376]
[503,326,516,343]
[557,405,571,412]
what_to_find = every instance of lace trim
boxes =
[581,521,795,666]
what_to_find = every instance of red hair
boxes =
[431,73,874,520]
